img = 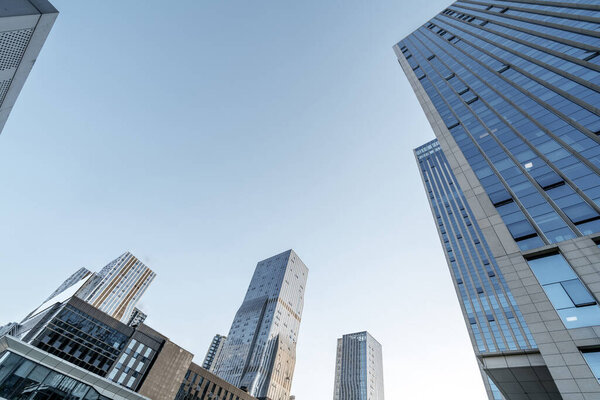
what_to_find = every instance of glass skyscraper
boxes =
[214,250,308,400]
[333,331,384,400]
[396,1,600,399]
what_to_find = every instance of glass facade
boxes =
[526,252,600,329]
[397,0,600,252]
[582,350,600,383]
[416,139,536,354]
[0,351,111,400]
[333,332,384,400]
[400,2,600,398]
[214,250,308,400]
[32,305,129,377]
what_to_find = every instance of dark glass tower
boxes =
[396,2,600,399]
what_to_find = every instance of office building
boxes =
[416,139,539,399]
[176,362,258,400]
[8,294,193,398]
[0,0,57,135]
[36,252,155,324]
[0,335,147,400]
[333,331,383,400]
[396,1,600,398]
[203,334,226,372]
[214,250,308,400]
[2,249,274,400]
[18,296,162,386]
[78,251,156,323]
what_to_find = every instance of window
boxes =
[0,351,102,400]
[527,253,600,329]
[583,350,600,383]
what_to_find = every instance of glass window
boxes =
[0,352,22,384]
[527,253,600,329]
[0,358,34,398]
[543,283,574,310]
[69,383,90,400]
[0,352,104,400]
[582,350,600,383]
[557,306,600,329]
[527,253,577,285]
[562,279,597,307]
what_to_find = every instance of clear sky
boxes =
[0,1,487,398]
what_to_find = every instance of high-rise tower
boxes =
[333,331,384,400]
[0,0,57,135]
[396,1,600,399]
[214,250,308,400]
[78,252,156,323]
[203,334,227,372]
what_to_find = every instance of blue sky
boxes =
[0,1,487,398]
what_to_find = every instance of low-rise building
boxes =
[176,362,258,400]
[0,335,148,400]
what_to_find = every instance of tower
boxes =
[214,250,308,400]
[396,1,600,398]
[203,334,227,371]
[78,251,156,323]
[333,331,384,400]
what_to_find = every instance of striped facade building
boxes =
[333,331,384,400]
[79,252,156,323]
[415,139,537,399]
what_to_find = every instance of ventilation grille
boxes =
[0,78,12,104]
[0,29,33,71]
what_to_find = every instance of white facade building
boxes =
[78,252,156,323]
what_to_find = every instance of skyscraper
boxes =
[0,0,57,135]
[396,1,600,398]
[415,139,537,399]
[214,250,308,400]
[78,251,156,323]
[333,331,384,400]
[203,334,227,371]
